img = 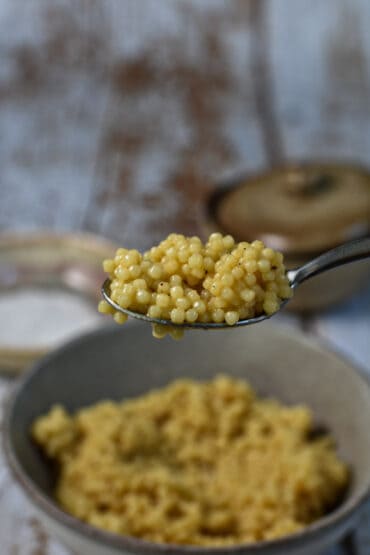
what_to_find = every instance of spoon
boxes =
[102,237,370,329]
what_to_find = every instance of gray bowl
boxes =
[4,323,370,555]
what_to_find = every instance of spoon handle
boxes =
[287,236,370,287]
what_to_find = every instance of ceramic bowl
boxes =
[4,323,370,555]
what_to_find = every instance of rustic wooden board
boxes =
[2,0,369,247]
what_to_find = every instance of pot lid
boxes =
[212,163,370,253]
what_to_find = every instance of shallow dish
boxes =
[4,323,370,555]
[0,231,118,373]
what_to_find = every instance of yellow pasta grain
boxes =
[32,376,348,546]
[100,233,293,338]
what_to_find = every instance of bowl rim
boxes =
[3,323,370,554]
[0,229,119,253]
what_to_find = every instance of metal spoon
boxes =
[101,237,370,329]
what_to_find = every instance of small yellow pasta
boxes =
[32,376,348,546]
[100,233,293,338]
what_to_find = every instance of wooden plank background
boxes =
[1,0,370,247]
[0,1,369,554]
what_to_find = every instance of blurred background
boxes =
[0,0,369,553]
[1,0,370,246]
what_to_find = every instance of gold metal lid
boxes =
[209,163,370,254]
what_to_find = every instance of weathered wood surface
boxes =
[0,1,369,553]
[1,0,370,247]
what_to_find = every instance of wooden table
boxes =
[0,1,369,553]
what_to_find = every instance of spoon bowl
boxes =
[101,278,290,329]
[101,237,370,329]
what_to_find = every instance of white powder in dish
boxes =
[0,287,104,349]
